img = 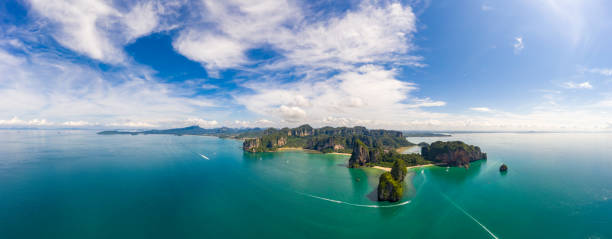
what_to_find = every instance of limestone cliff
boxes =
[288,124,314,137]
[348,140,369,168]
[421,141,487,167]
[242,135,287,152]
[243,138,261,153]
[242,125,412,154]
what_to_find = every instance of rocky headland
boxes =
[421,141,487,168]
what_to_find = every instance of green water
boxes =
[0,131,611,238]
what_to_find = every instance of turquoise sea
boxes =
[1,130,611,238]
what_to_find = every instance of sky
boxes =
[1,0,612,131]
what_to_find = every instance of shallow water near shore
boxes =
[0,130,611,238]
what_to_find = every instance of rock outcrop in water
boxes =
[378,159,407,202]
[421,141,487,167]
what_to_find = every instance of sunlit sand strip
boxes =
[372,164,436,172]
[441,193,499,239]
[297,192,411,208]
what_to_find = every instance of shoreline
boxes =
[276,147,351,155]
[395,145,420,154]
[276,147,304,151]
[327,152,351,156]
[372,164,436,172]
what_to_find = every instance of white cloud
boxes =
[62,120,95,127]
[0,49,25,66]
[513,37,524,54]
[584,67,612,76]
[590,99,612,108]
[563,81,593,89]
[0,117,53,127]
[172,1,420,73]
[107,121,158,128]
[123,1,160,41]
[277,105,307,121]
[0,48,218,128]
[173,31,248,75]
[185,118,219,128]
[28,0,123,62]
[276,2,418,69]
[470,107,493,112]
[26,0,175,63]
[201,84,219,90]
[235,65,445,127]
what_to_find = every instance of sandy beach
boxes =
[372,164,436,172]
[328,152,351,156]
[276,147,304,151]
[395,146,420,154]
[276,147,351,155]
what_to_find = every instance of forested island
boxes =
[99,125,487,202]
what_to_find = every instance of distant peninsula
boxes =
[402,131,452,137]
[97,126,264,138]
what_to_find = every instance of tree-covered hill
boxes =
[242,124,413,153]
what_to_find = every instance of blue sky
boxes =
[1,0,612,130]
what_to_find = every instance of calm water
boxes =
[1,130,611,238]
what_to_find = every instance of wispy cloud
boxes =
[0,48,218,127]
[0,117,53,127]
[481,4,493,11]
[513,37,524,54]
[173,1,421,74]
[27,0,178,64]
[563,81,593,89]
[235,65,445,126]
[469,107,493,112]
[184,118,219,128]
[583,67,612,76]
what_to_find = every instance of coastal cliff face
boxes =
[421,141,487,167]
[242,124,412,154]
[288,125,314,137]
[243,138,261,153]
[348,140,369,168]
[243,136,287,152]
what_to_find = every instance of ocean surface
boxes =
[0,130,611,238]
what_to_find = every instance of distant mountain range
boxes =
[97,126,264,138]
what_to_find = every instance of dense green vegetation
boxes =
[243,124,413,153]
[390,159,407,182]
[367,150,431,168]
[377,159,407,202]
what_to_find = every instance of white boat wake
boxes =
[441,193,499,239]
[199,153,209,160]
[297,192,411,208]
